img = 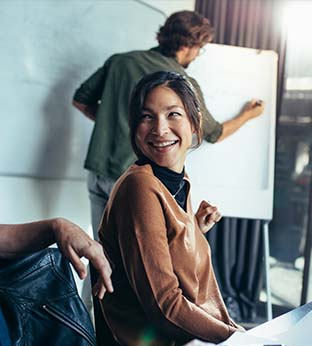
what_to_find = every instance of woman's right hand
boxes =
[195,200,222,234]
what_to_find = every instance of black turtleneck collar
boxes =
[136,156,187,210]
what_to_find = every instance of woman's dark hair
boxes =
[129,71,203,158]
[157,11,214,57]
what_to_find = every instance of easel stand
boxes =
[263,220,273,320]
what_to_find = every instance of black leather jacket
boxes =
[0,248,96,346]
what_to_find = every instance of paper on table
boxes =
[181,312,312,346]
[272,311,312,346]
[248,310,312,346]
[183,340,217,346]
[218,331,279,346]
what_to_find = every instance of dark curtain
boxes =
[207,219,264,321]
[195,0,287,321]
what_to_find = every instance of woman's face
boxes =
[135,85,194,173]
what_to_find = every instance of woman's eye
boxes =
[140,114,153,120]
[168,112,181,117]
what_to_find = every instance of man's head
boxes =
[157,11,214,67]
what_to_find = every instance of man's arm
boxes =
[73,59,112,121]
[217,99,265,142]
[0,218,113,298]
[188,76,265,143]
[72,100,97,121]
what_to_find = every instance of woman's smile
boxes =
[148,139,179,151]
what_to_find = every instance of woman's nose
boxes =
[151,118,169,136]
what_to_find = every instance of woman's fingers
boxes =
[195,200,222,234]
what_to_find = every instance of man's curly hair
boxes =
[157,11,214,57]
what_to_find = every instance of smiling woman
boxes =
[134,85,195,173]
[98,71,240,346]
[129,72,202,158]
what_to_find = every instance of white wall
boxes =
[0,0,194,311]
[0,0,194,302]
[0,0,194,228]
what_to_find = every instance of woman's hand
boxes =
[195,200,222,234]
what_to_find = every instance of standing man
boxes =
[73,10,264,239]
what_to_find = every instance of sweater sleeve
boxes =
[114,174,236,343]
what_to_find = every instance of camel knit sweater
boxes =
[99,164,239,346]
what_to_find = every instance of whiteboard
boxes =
[186,44,277,220]
[0,0,164,179]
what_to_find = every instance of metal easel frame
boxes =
[263,220,273,320]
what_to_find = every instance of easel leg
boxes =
[264,220,273,320]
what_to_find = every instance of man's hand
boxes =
[53,218,113,299]
[241,99,265,120]
[195,200,222,234]
[217,99,265,142]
